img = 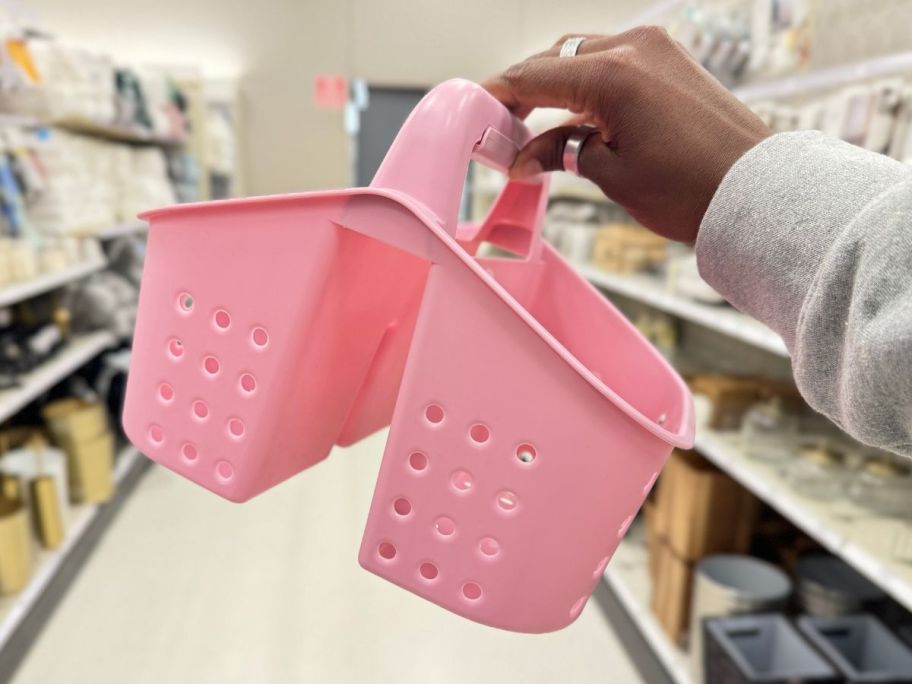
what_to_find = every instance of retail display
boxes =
[689,554,792,680]
[798,614,912,682]
[123,79,695,633]
[42,398,114,504]
[591,223,668,274]
[704,614,838,684]
[795,555,886,618]
[0,475,30,594]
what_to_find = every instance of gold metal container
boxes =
[30,476,64,549]
[0,478,32,594]
[63,432,114,504]
[42,399,108,445]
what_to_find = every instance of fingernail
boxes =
[509,158,543,180]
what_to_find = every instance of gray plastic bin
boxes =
[798,614,912,683]
[705,614,839,683]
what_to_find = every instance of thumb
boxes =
[509,125,605,180]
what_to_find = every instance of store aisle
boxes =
[11,431,643,684]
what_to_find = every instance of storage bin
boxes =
[705,614,839,683]
[0,478,32,594]
[798,614,912,683]
[42,398,108,444]
[63,431,114,504]
[691,555,792,680]
[795,555,885,617]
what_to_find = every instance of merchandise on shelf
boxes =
[0,430,69,550]
[41,398,114,504]
[690,554,792,681]
[704,614,837,684]
[591,223,668,274]
[795,554,886,617]
[0,474,30,594]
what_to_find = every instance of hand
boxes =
[483,27,772,242]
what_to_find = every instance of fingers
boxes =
[509,125,611,184]
[483,53,611,119]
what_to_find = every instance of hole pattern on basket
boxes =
[378,403,541,606]
[159,293,269,483]
[516,443,536,464]
[178,293,194,313]
[462,582,482,601]
[425,404,444,425]
[203,356,221,376]
[434,516,455,537]
[158,383,174,403]
[214,309,231,330]
[479,537,500,558]
[393,498,412,516]
[181,442,198,463]
[408,451,428,472]
[469,423,490,444]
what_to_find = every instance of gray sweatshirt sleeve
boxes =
[696,131,912,455]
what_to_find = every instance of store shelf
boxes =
[0,331,116,423]
[695,429,912,613]
[733,51,912,104]
[604,529,692,684]
[92,221,147,240]
[0,444,142,650]
[52,116,185,146]
[0,257,106,308]
[578,264,789,357]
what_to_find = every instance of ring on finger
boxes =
[559,36,586,57]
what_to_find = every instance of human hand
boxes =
[483,28,772,242]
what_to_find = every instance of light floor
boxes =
[12,431,644,684]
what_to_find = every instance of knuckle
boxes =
[502,61,530,87]
[628,24,671,45]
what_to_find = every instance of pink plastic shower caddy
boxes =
[123,79,694,633]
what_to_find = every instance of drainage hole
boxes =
[469,423,490,444]
[462,582,482,601]
[516,443,537,464]
[393,498,412,516]
[378,542,397,560]
[434,516,455,537]
[425,404,444,425]
[203,356,221,376]
[214,309,231,330]
[408,451,428,472]
[419,562,439,580]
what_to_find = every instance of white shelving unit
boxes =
[0,258,107,309]
[733,51,912,104]
[93,221,147,240]
[578,264,789,357]
[0,445,142,650]
[695,429,912,613]
[0,331,116,423]
[604,530,692,684]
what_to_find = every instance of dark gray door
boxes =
[355,86,426,186]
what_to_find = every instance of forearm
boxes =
[696,132,912,454]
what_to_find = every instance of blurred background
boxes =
[0,1,912,682]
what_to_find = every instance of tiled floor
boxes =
[12,431,644,684]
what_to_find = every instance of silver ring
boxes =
[559,36,586,57]
[562,126,596,176]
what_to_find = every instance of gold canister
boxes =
[0,478,32,594]
[64,432,114,504]
[42,399,108,445]
[30,476,64,549]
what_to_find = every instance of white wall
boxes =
[26,0,648,194]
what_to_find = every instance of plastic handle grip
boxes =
[369,79,542,238]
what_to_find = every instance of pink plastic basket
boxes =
[123,79,694,632]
